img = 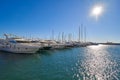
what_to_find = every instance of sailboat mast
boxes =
[58,32,60,42]
[52,30,54,40]
[62,32,64,43]
[84,26,86,43]
[78,26,80,42]
[81,24,83,42]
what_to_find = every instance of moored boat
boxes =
[0,34,40,53]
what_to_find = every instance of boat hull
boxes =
[0,47,39,53]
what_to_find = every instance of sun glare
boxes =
[91,5,103,19]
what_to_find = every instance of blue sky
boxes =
[0,0,120,42]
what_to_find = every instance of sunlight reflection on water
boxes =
[0,45,120,80]
[73,45,120,80]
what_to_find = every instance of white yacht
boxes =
[0,34,40,53]
[49,41,65,49]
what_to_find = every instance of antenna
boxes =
[4,34,8,39]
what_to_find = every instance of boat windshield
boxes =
[9,40,17,43]
[16,40,31,43]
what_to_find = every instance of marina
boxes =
[0,33,119,54]
[0,23,102,53]
[0,33,98,53]
[0,0,120,80]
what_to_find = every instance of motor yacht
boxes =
[0,34,40,53]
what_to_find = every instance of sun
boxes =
[91,5,103,19]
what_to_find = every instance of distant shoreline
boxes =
[99,43,120,45]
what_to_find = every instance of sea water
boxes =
[0,45,120,80]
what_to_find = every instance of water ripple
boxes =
[72,45,120,80]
